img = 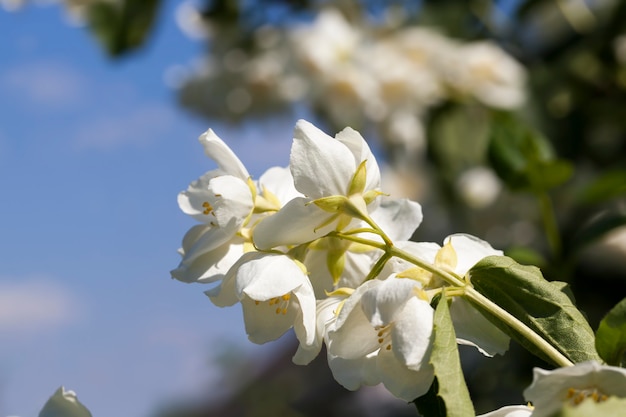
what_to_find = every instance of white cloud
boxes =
[0,277,82,333]
[72,103,177,150]
[0,61,86,108]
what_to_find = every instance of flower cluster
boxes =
[172,119,510,400]
[175,8,526,153]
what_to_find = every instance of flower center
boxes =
[375,324,393,351]
[202,201,215,216]
[565,387,609,406]
[255,294,291,315]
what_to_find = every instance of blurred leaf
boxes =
[469,255,600,365]
[488,112,573,192]
[87,0,160,56]
[568,210,626,254]
[596,297,626,366]
[576,170,626,205]
[429,104,490,179]
[504,246,547,268]
[554,397,626,417]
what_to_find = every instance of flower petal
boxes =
[376,348,435,401]
[178,174,253,227]
[258,166,302,206]
[171,239,243,283]
[241,296,297,344]
[291,281,317,346]
[334,126,380,192]
[477,405,533,417]
[236,253,309,301]
[444,233,503,275]
[391,297,434,370]
[360,277,420,327]
[327,351,381,391]
[178,221,239,265]
[329,281,381,359]
[290,119,356,198]
[199,129,249,181]
[253,197,338,249]
[523,361,626,417]
[370,197,423,242]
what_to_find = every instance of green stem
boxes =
[335,232,574,368]
[537,192,562,258]
[464,287,573,367]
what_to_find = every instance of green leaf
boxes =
[553,397,626,417]
[469,256,600,365]
[415,294,474,417]
[576,170,626,205]
[428,104,490,179]
[596,298,626,366]
[87,0,161,57]
[488,112,573,192]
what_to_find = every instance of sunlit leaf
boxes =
[468,255,600,365]
[414,294,474,417]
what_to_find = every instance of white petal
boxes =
[39,386,91,417]
[327,351,381,391]
[205,251,261,307]
[450,297,509,356]
[334,126,381,192]
[258,166,302,206]
[291,281,317,346]
[329,282,381,359]
[178,174,253,227]
[444,233,502,275]
[179,221,239,265]
[360,277,419,326]
[293,296,341,365]
[391,297,434,370]
[236,253,309,301]
[253,197,337,249]
[477,405,533,417]
[376,348,435,401]
[380,241,440,277]
[337,250,378,290]
[290,119,356,198]
[171,239,243,283]
[371,198,423,241]
[199,129,249,180]
[523,361,626,417]
[241,296,296,344]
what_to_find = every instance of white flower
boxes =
[523,361,626,417]
[254,119,381,249]
[39,386,91,417]
[291,9,361,75]
[206,252,316,347]
[477,405,533,417]
[327,277,435,401]
[385,234,510,357]
[304,196,424,296]
[447,41,526,109]
[293,293,346,365]
[171,128,254,283]
[456,166,502,209]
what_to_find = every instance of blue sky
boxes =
[0,2,296,416]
